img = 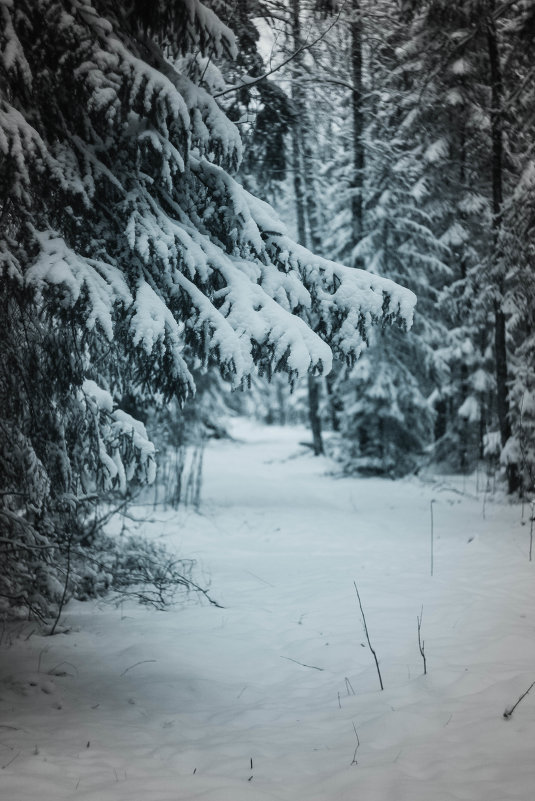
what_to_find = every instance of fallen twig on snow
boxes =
[350,722,360,765]
[280,656,324,671]
[120,659,157,677]
[503,680,535,719]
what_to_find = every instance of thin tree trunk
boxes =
[302,128,322,254]
[291,0,324,455]
[325,372,341,432]
[291,130,307,244]
[350,0,364,256]
[458,126,469,472]
[290,0,307,243]
[308,373,324,455]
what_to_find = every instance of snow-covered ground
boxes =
[1,419,535,800]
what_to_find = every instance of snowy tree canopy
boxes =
[1,0,415,399]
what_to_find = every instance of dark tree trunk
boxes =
[458,132,469,472]
[290,0,324,455]
[308,373,324,455]
[291,128,307,245]
[302,131,322,255]
[434,398,447,442]
[487,9,519,492]
[325,372,342,432]
[290,0,307,247]
[458,356,467,472]
[350,0,364,256]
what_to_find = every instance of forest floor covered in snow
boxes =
[1,419,535,800]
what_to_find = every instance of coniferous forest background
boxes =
[1,0,535,622]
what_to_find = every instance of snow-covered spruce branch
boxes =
[0,0,416,622]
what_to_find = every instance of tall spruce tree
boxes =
[497,0,535,490]
[392,0,496,472]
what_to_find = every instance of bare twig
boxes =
[214,3,347,99]
[353,581,383,691]
[503,680,535,719]
[120,660,157,677]
[37,647,49,673]
[182,577,225,609]
[280,656,324,671]
[350,722,360,765]
[48,660,79,677]
[50,532,73,636]
[417,606,427,675]
[1,750,20,770]
[242,569,275,587]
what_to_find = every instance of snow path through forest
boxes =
[1,419,535,800]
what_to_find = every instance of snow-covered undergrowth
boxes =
[1,419,534,800]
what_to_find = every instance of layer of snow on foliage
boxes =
[1,420,534,801]
[82,379,114,413]
[26,231,132,340]
[424,137,449,164]
[112,409,156,485]
[458,395,480,422]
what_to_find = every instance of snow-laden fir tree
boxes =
[390,0,497,472]
[297,1,440,474]
[0,0,414,619]
[497,2,535,492]
[405,0,535,489]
